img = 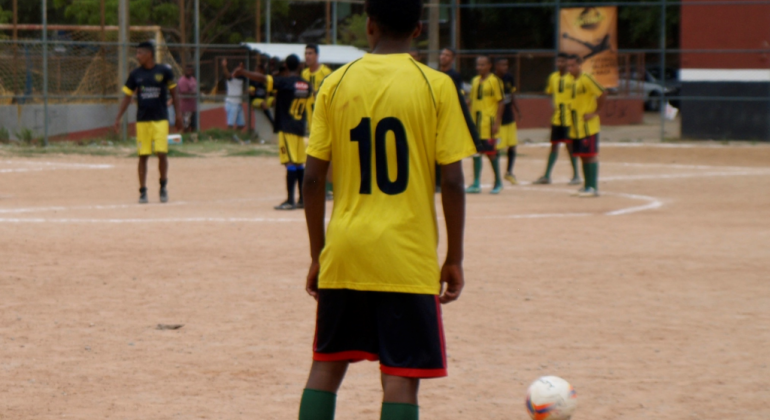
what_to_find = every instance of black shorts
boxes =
[313,289,447,378]
[476,138,498,156]
[572,133,599,157]
[550,125,571,143]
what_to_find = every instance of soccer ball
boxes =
[525,376,577,420]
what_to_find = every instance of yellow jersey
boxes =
[307,53,478,295]
[303,65,333,130]
[545,71,575,127]
[569,73,605,139]
[469,74,504,139]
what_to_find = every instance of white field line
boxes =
[602,170,770,181]
[521,142,769,149]
[0,196,284,215]
[0,217,303,224]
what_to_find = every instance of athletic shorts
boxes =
[550,125,571,143]
[313,289,447,379]
[279,132,307,165]
[225,102,245,127]
[497,122,518,149]
[477,138,499,156]
[572,133,599,157]
[136,121,169,156]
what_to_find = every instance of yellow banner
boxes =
[560,7,619,88]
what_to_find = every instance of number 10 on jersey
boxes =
[350,117,410,196]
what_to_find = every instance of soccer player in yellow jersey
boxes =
[467,55,505,194]
[302,44,335,200]
[494,57,522,185]
[114,42,182,204]
[300,0,478,419]
[567,55,606,197]
[535,52,582,185]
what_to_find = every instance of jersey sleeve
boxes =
[492,77,504,102]
[585,75,605,96]
[165,67,177,90]
[436,79,479,165]
[545,74,554,95]
[123,71,136,96]
[265,75,275,93]
[306,81,333,161]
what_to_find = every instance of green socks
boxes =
[472,156,482,187]
[381,402,419,420]
[570,155,580,179]
[490,153,502,188]
[544,151,558,178]
[581,161,599,190]
[299,389,337,420]
[325,182,333,194]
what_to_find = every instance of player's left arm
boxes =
[234,66,268,84]
[302,155,329,301]
[493,78,504,135]
[511,88,522,121]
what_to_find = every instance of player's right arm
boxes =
[114,72,136,132]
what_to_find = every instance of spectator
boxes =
[178,64,198,133]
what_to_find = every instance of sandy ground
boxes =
[1,142,770,420]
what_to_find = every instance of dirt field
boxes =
[2,142,769,420]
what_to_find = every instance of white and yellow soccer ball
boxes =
[525,376,578,420]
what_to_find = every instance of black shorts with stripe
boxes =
[572,133,599,157]
[313,289,447,378]
[550,125,571,143]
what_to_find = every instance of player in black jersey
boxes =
[235,55,311,210]
[114,42,182,204]
[494,58,521,184]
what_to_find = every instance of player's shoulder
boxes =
[321,64,333,75]
[411,60,455,90]
[583,73,604,89]
[548,71,560,81]
[317,59,361,92]
[301,67,310,77]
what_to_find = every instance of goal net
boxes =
[0,25,183,104]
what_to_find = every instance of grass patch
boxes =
[226,147,278,157]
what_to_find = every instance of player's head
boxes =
[556,52,570,72]
[439,47,455,68]
[494,57,509,75]
[305,44,319,67]
[285,54,301,72]
[136,41,155,66]
[475,55,492,76]
[365,0,423,49]
[184,64,194,77]
[567,54,582,77]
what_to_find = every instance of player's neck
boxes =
[495,71,505,78]
[371,38,413,55]
[439,64,452,72]
[309,63,321,72]
[142,61,156,70]
[559,69,567,76]
[479,72,490,80]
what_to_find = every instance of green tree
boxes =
[339,13,368,49]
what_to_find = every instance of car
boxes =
[615,69,680,112]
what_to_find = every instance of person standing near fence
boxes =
[178,65,198,133]
[114,42,182,204]
[302,44,334,200]
[535,52,581,185]
[466,55,505,195]
[494,57,521,185]
[221,59,246,136]
[567,55,605,197]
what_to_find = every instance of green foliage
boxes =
[15,128,37,145]
[0,127,10,143]
[339,13,369,49]
[0,5,12,24]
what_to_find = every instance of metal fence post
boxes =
[660,0,667,142]
[554,0,561,59]
[332,1,338,45]
[266,0,271,43]
[42,0,49,146]
[195,0,201,132]
[118,0,128,141]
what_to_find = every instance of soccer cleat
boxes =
[569,176,583,185]
[296,200,304,209]
[533,176,551,185]
[571,187,587,196]
[465,185,482,194]
[504,173,518,185]
[159,187,169,203]
[274,201,296,210]
[578,187,600,198]
[490,184,503,195]
[138,188,148,204]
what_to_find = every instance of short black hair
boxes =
[285,54,301,71]
[495,57,509,65]
[568,54,582,63]
[137,41,155,56]
[442,47,456,57]
[557,52,570,59]
[366,0,423,37]
[305,44,319,54]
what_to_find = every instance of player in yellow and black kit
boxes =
[535,52,582,185]
[299,0,478,419]
[467,55,505,194]
[567,55,606,197]
[114,42,182,204]
[235,55,311,210]
[302,44,334,200]
[494,57,521,185]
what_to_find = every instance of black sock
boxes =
[296,166,305,202]
[286,168,297,204]
[160,179,168,189]
[139,187,147,194]
[507,147,517,174]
